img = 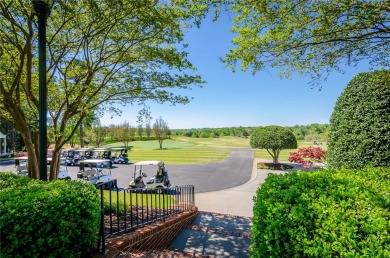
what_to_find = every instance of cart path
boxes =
[164,148,254,193]
[0,148,255,193]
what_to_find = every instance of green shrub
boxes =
[0,172,33,190]
[251,167,390,257]
[327,70,390,169]
[1,177,100,258]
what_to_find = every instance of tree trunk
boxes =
[20,130,40,179]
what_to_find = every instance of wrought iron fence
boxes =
[96,180,195,253]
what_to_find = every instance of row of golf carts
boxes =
[14,156,171,191]
[54,147,129,167]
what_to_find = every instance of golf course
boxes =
[103,136,324,164]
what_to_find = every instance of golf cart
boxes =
[111,147,129,164]
[47,157,71,180]
[129,160,171,190]
[77,159,115,188]
[62,148,93,166]
[93,148,113,167]
[14,156,28,175]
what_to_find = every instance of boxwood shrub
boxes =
[251,167,390,257]
[327,70,390,169]
[0,173,100,258]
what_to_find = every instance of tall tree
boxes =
[223,0,390,86]
[0,0,204,179]
[85,119,106,148]
[145,122,152,139]
[137,124,144,140]
[153,116,169,149]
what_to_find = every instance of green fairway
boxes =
[103,137,326,164]
[103,136,247,164]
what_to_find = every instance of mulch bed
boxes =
[257,162,293,170]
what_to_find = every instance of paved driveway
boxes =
[0,148,254,193]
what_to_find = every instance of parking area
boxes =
[0,149,254,193]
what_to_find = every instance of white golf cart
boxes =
[93,148,113,167]
[62,148,94,166]
[14,156,28,175]
[129,160,171,191]
[111,147,129,164]
[47,157,71,180]
[77,159,115,188]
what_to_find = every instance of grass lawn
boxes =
[103,190,175,209]
[103,136,248,164]
[104,137,327,164]
[254,141,328,162]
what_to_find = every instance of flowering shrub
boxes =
[288,146,326,170]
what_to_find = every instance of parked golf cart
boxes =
[64,148,93,166]
[60,148,79,166]
[111,147,129,164]
[14,156,28,175]
[47,157,71,180]
[77,159,115,188]
[129,160,171,191]
[93,148,113,167]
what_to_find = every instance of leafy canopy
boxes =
[250,125,297,163]
[0,0,205,179]
[223,0,390,86]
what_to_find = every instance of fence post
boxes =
[97,184,105,253]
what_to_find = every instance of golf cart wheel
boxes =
[155,187,164,194]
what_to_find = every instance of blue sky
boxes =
[101,11,370,129]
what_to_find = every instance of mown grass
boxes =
[103,190,175,209]
[104,136,327,164]
[104,136,246,164]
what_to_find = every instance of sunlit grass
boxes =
[127,147,231,164]
[103,190,175,210]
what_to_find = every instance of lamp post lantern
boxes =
[33,0,53,181]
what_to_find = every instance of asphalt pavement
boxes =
[0,148,254,193]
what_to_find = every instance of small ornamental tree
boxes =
[288,146,326,170]
[250,126,297,164]
[327,70,390,169]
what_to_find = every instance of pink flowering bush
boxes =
[288,146,326,170]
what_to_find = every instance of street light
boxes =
[33,0,53,181]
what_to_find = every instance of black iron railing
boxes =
[96,180,195,253]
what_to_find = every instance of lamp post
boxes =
[33,0,53,181]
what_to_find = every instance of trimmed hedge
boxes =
[327,70,390,169]
[0,173,100,258]
[251,167,390,257]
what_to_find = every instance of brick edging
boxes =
[97,205,198,257]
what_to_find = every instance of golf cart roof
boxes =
[93,148,111,151]
[134,160,164,166]
[79,159,112,164]
[47,157,66,162]
[14,156,28,160]
[111,147,127,151]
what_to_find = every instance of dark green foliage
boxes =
[0,174,100,258]
[327,70,390,169]
[250,126,297,163]
[251,167,390,257]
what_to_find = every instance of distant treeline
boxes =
[170,123,329,141]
